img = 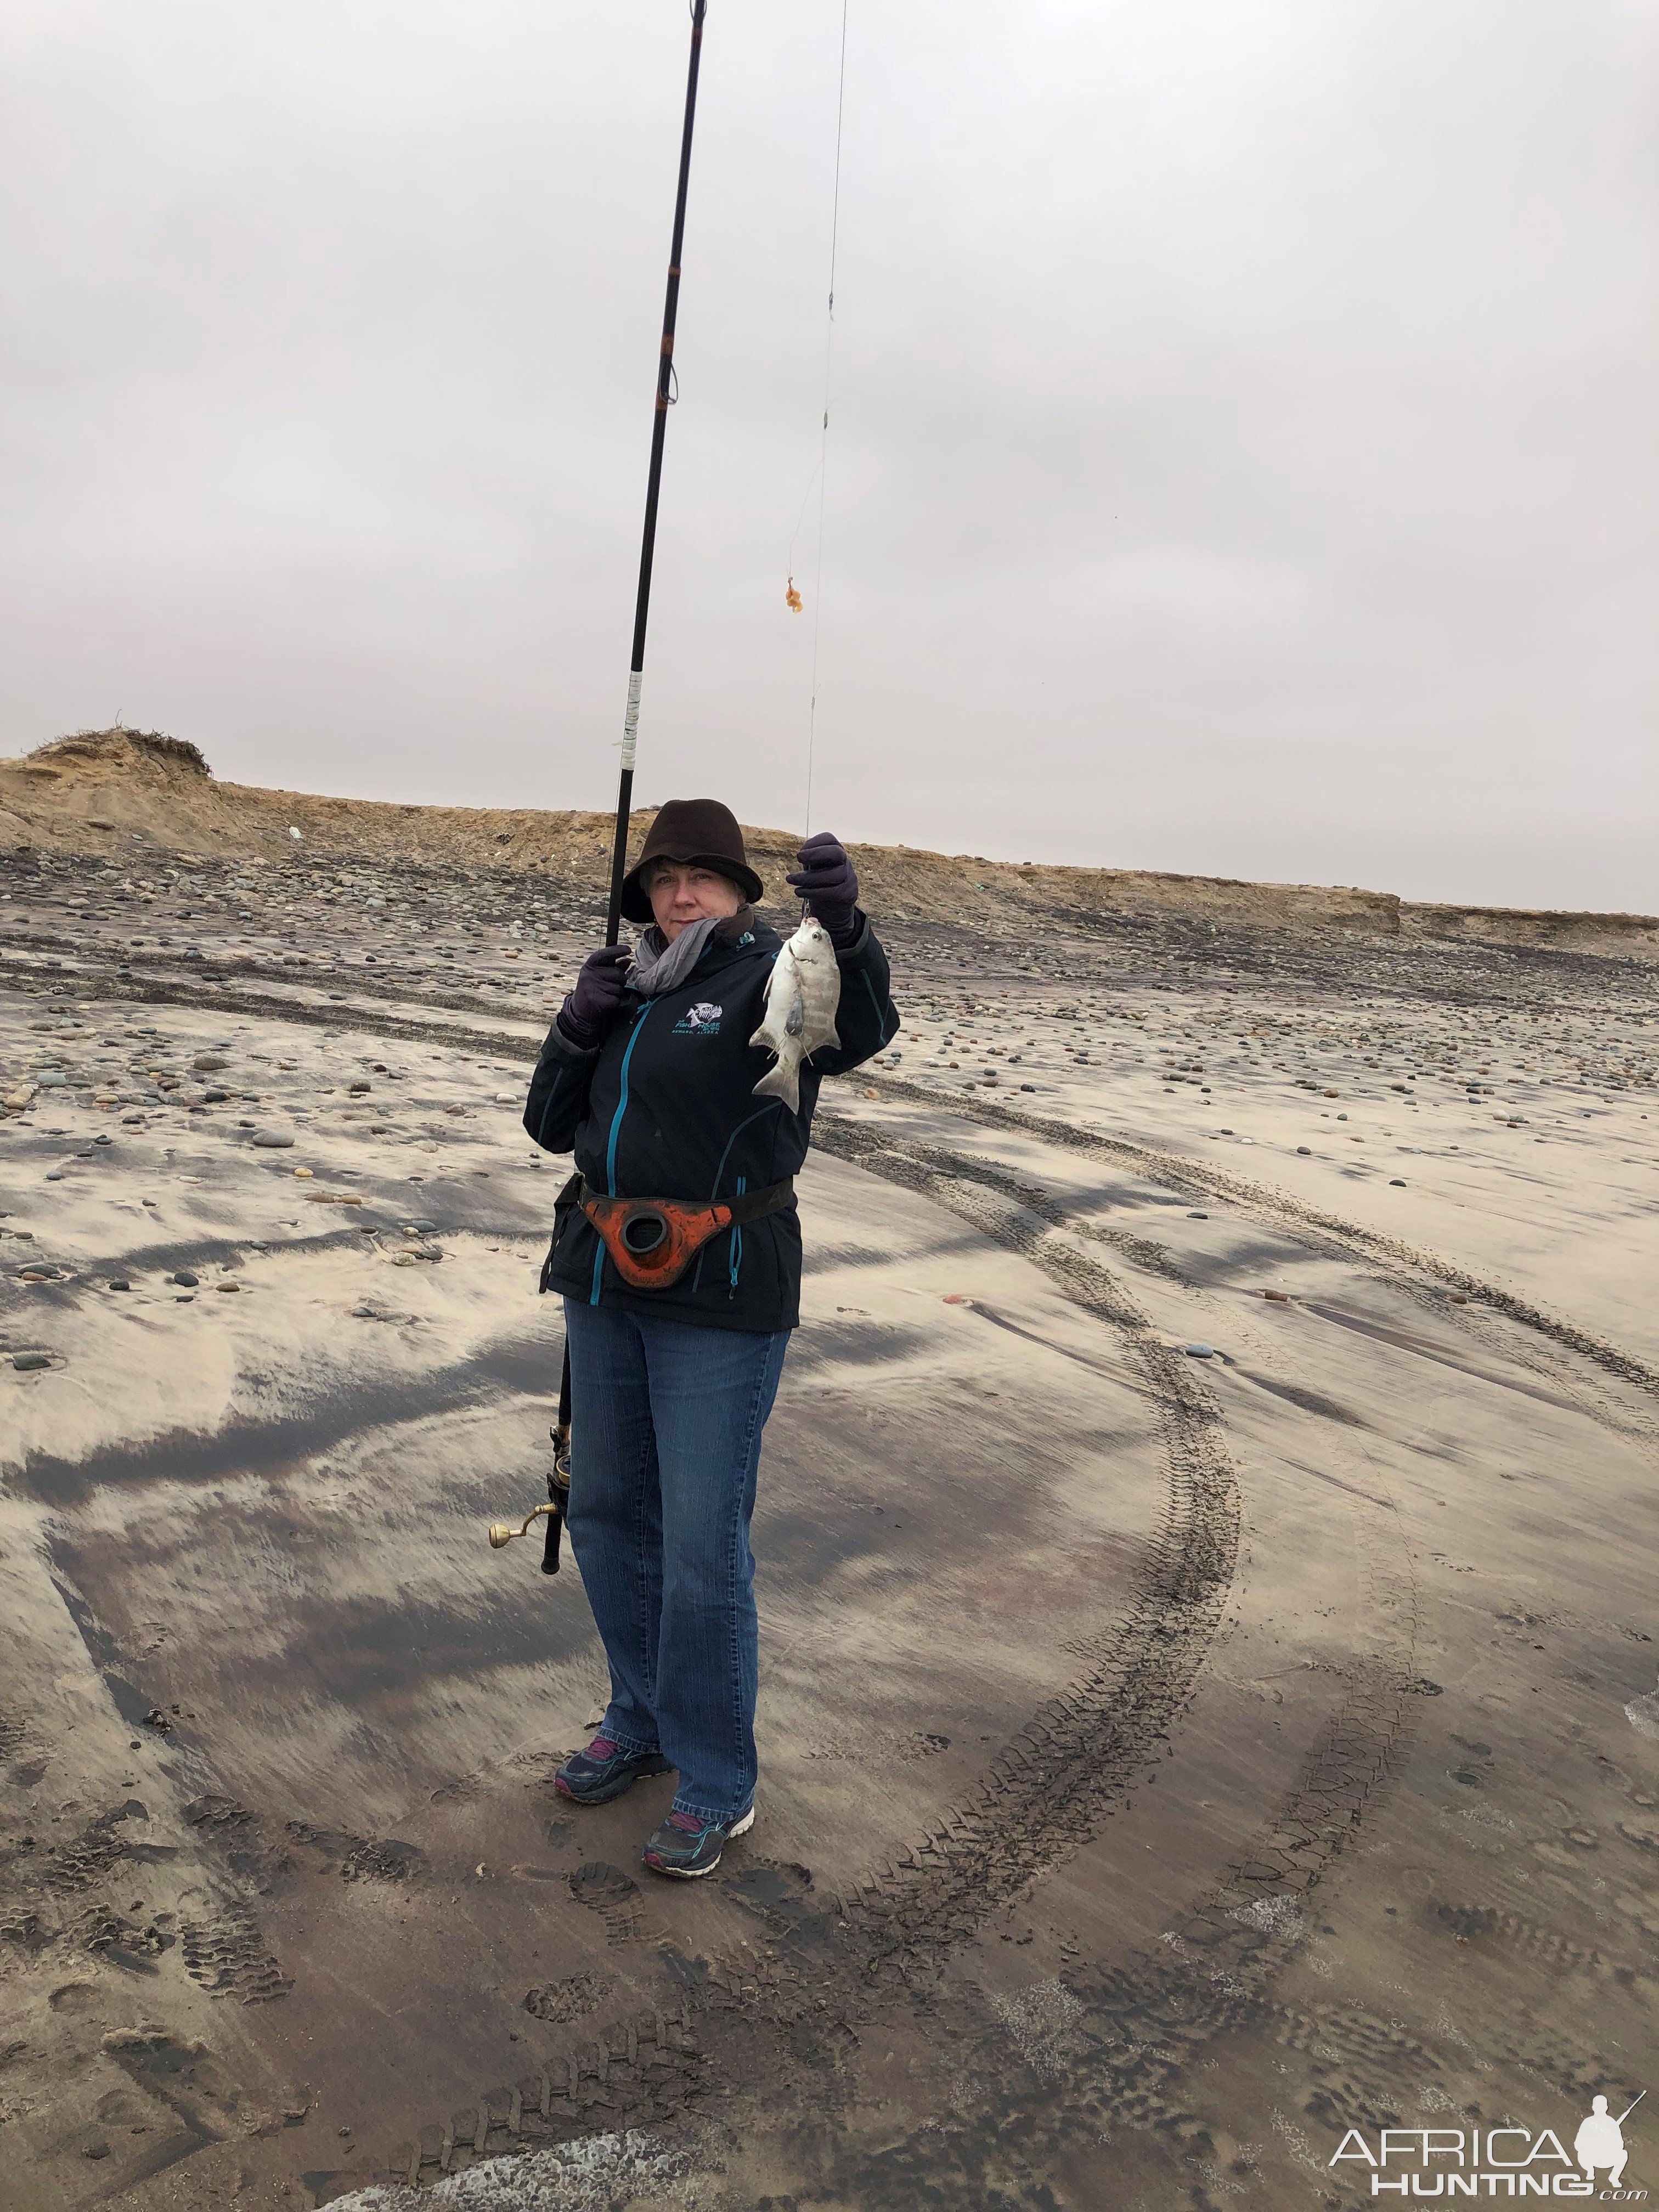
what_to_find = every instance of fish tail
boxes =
[752,1062,802,1113]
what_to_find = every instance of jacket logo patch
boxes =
[674,1001,724,1036]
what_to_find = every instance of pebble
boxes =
[108,1278,132,1292]
[1186,1211,1208,1220]
[1183,1342,1216,1359]
[172,1270,199,1287]
[215,1280,242,1294]
[44,1170,64,1181]
[252,1132,294,1149]
[12,1352,52,1371]
[1295,1145,1312,1155]
[1262,1290,1289,1302]
[1389,1178,1406,1187]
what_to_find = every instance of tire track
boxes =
[373,1103,1246,2182]
[845,1075,1659,1403]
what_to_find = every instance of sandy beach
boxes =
[2,742,1657,2211]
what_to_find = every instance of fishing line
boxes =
[787,0,849,837]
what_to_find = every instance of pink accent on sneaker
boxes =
[587,1737,617,1759]
[667,1810,705,1833]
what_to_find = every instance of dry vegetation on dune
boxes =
[4,726,1655,960]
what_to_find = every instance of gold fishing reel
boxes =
[488,1501,557,1550]
[487,1423,571,1569]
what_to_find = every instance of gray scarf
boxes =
[625,914,724,998]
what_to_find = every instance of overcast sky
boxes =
[2,0,1655,911]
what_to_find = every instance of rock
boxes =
[44,1170,64,1182]
[172,1270,199,1287]
[1187,1211,1209,1220]
[1262,1290,1289,1302]
[1295,1145,1312,1155]
[192,1054,228,1072]
[252,1132,294,1149]
[108,1279,131,1292]
[215,1280,242,1294]
[1183,1342,1216,1359]
[12,1352,52,1372]
[1389,1177,1406,1187]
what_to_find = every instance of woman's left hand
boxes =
[787,831,859,938]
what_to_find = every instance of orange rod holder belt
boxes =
[579,1177,794,1291]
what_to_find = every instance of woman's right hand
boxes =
[558,945,633,1045]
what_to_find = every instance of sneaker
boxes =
[640,1804,754,1880]
[553,1736,672,1806]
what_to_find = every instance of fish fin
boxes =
[748,1023,775,1053]
[823,1021,841,1051]
[752,1062,802,1113]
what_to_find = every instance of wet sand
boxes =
[2,834,1657,2212]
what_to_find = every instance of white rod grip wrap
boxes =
[621,672,643,772]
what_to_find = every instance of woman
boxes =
[524,799,899,1877]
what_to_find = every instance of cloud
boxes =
[0,0,1653,909]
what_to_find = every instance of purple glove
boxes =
[787,831,860,943]
[556,944,631,1047]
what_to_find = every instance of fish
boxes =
[749,913,842,1112]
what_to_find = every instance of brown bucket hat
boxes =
[619,798,764,924]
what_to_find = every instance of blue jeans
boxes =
[561,1300,791,1824]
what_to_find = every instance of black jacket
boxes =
[524,912,899,1331]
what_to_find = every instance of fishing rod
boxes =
[603,0,710,948]
[492,1,710,1570]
